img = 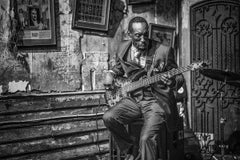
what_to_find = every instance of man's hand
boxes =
[103,70,115,90]
[161,74,174,86]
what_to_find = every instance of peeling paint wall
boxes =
[0,1,30,94]
[0,0,82,94]
[0,0,179,159]
[0,0,178,94]
[28,0,83,92]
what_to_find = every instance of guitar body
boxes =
[105,78,127,107]
[105,70,147,107]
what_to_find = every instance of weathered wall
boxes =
[0,0,82,93]
[0,1,30,94]
[0,0,179,159]
[0,0,178,94]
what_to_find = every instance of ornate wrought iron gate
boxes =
[190,0,240,151]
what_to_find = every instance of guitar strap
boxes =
[145,40,159,78]
[145,52,156,78]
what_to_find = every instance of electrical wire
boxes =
[95,96,108,160]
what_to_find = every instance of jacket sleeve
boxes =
[110,51,125,77]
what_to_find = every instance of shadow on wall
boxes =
[107,0,125,37]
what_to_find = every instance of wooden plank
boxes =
[0,114,105,130]
[0,95,107,115]
[61,152,110,160]
[0,106,107,122]
[0,120,106,143]
[0,90,106,100]
[0,130,109,157]
[6,142,109,160]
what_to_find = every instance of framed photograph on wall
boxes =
[149,23,175,47]
[72,0,111,31]
[17,0,56,46]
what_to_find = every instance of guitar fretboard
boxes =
[123,65,193,93]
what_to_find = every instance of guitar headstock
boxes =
[191,61,210,70]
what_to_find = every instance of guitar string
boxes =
[124,65,193,92]
[126,65,193,92]
[119,62,204,97]
[122,61,205,93]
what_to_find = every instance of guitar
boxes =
[106,61,208,106]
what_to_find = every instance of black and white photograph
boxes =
[0,0,239,160]
[16,0,56,46]
[149,23,175,47]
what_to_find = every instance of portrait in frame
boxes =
[17,0,56,46]
[72,0,111,31]
[149,23,175,47]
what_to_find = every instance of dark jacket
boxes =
[111,40,185,131]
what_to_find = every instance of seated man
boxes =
[103,16,184,160]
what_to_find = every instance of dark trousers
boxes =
[103,95,166,160]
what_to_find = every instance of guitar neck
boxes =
[124,65,193,93]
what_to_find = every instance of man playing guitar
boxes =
[103,16,185,160]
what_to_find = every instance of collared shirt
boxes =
[130,45,147,68]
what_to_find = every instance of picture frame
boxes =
[149,23,175,47]
[126,0,155,5]
[72,0,111,31]
[17,0,56,47]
